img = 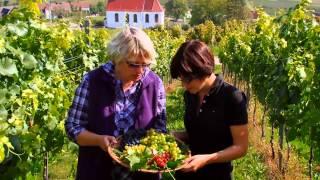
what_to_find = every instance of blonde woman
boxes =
[65,27,166,180]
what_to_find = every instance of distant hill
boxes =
[44,0,105,6]
[252,0,320,9]
[3,0,320,10]
[128,0,320,9]
[3,0,104,6]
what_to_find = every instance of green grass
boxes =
[233,147,268,180]
[48,148,78,179]
[215,64,223,74]
[32,144,78,180]
[166,87,185,131]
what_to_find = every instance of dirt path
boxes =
[246,99,308,179]
[223,74,308,179]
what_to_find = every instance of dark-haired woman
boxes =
[170,40,248,180]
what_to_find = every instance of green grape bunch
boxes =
[116,129,188,171]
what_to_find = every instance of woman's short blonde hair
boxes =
[107,26,157,64]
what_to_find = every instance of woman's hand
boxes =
[179,124,248,172]
[76,130,118,152]
[180,154,212,172]
[99,135,118,152]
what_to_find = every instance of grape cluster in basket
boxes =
[148,152,171,168]
[116,129,187,171]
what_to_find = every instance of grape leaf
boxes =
[131,156,148,171]
[167,159,182,169]
[7,22,28,37]
[126,154,140,169]
[0,145,5,163]
[22,54,37,69]
[0,105,8,121]
[0,89,8,104]
[0,58,18,77]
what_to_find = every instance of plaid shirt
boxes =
[65,61,166,142]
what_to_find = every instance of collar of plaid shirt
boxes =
[103,62,150,136]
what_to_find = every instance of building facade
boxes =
[105,0,164,29]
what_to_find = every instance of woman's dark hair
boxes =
[170,40,215,80]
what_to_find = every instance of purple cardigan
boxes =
[76,66,166,179]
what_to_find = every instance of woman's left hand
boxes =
[180,154,212,172]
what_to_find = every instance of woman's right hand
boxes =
[76,130,118,151]
[99,135,118,152]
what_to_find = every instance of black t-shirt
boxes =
[179,75,248,179]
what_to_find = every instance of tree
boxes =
[90,1,105,15]
[190,0,249,25]
[165,0,188,20]
[226,0,249,20]
[90,6,98,14]
[96,1,105,15]
[186,20,219,45]
[4,0,9,6]
[190,0,227,25]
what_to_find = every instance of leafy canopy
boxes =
[165,0,189,20]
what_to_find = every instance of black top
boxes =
[182,75,248,179]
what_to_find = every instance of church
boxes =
[105,0,164,28]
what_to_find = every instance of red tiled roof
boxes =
[106,0,164,12]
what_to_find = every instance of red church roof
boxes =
[106,0,164,12]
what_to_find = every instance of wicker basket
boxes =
[107,138,190,173]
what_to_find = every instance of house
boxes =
[105,0,164,29]
[39,1,90,19]
[1,7,11,17]
[0,5,17,18]
[39,2,71,19]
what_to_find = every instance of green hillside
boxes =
[4,0,320,9]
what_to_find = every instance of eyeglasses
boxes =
[126,61,151,68]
